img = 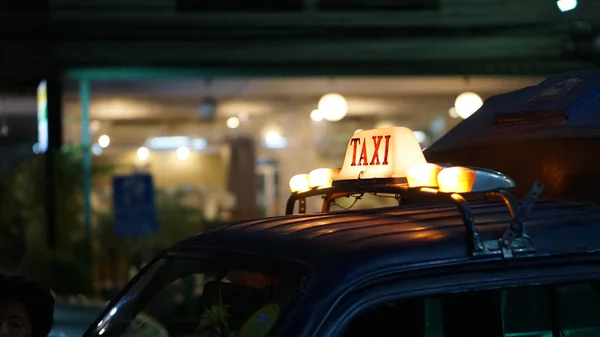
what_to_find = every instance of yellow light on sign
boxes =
[335,127,427,182]
[437,166,477,193]
[437,166,516,194]
[289,174,310,193]
[308,168,340,189]
[407,163,443,188]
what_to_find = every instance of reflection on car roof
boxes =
[174,200,600,270]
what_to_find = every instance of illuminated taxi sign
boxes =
[334,127,427,183]
[287,127,516,197]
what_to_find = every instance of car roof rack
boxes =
[285,180,545,259]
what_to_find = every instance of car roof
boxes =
[173,200,600,272]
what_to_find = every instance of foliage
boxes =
[197,290,231,337]
[0,145,111,294]
[0,144,224,294]
[0,170,25,270]
[94,188,215,272]
[17,248,91,294]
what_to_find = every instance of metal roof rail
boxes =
[285,179,545,259]
[479,181,545,258]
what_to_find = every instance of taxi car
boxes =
[84,72,600,337]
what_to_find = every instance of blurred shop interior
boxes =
[78,76,548,215]
[0,75,545,290]
[8,76,546,219]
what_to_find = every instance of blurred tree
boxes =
[0,169,26,269]
[94,187,223,291]
[0,145,112,294]
[0,144,225,295]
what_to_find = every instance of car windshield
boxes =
[85,254,308,337]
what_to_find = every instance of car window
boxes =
[121,272,290,337]
[339,280,600,337]
[90,258,305,337]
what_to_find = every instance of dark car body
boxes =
[84,198,600,337]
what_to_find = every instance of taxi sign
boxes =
[287,126,517,201]
[334,127,427,183]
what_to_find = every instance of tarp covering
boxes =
[428,68,600,152]
[425,68,600,201]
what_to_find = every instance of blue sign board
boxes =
[112,174,158,237]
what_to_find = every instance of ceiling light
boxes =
[310,109,323,122]
[448,107,459,119]
[91,144,103,156]
[557,0,577,12]
[191,138,208,150]
[318,93,348,122]
[147,136,188,150]
[146,136,207,151]
[90,120,101,133]
[176,146,190,160]
[137,147,149,161]
[227,117,240,129]
[263,130,287,149]
[98,134,110,148]
[454,92,483,119]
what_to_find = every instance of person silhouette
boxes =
[0,274,54,337]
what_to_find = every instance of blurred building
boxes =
[2,0,600,239]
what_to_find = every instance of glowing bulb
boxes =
[265,130,280,143]
[227,117,240,129]
[90,120,101,133]
[91,144,103,156]
[318,93,348,122]
[437,166,477,193]
[176,146,190,160]
[137,146,149,161]
[263,130,287,148]
[454,92,483,119]
[557,0,577,12]
[308,168,340,189]
[407,163,443,188]
[98,135,110,148]
[310,109,323,122]
[289,174,310,193]
[448,107,459,119]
